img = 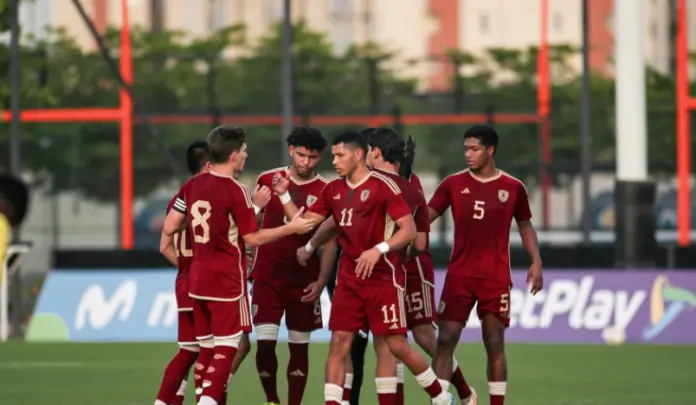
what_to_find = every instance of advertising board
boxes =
[26,269,696,344]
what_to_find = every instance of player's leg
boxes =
[218,332,251,405]
[372,336,399,405]
[347,328,368,405]
[342,355,354,405]
[367,285,452,405]
[155,310,199,405]
[251,280,284,405]
[325,281,364,405]
[198,298,252,405]
[192,299,215,404]
[284,293,323,405]
[477,283,511,405]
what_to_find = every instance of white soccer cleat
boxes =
[432,392,455,405]
[461,387,477,405]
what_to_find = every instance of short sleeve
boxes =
[514,182,532,222]
[386,192,412,221]
[413,204,430,233]
[232,183,259,237]
[428,176,452,215]
[308,183,331,218]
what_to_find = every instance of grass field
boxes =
[0,341,695,405]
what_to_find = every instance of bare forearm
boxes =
[245,225,294,248]
[280,200,301,220]
[386,227,417,251]
[317,238,337,283]
[428,207,441,224]
[310,218,338,248]
[159,234,178,266]
[519,223,541,264]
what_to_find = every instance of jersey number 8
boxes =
[191,200,212,244]
[473,200,485,219]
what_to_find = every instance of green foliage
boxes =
[0,20,689,202]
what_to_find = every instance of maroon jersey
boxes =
[308,171,412,287]
[172,172,258,301]
[428,170,531,284]
[250,167,328,288]
[406,172,435,282]
[167,191,194,309]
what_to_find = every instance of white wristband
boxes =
[375,242,390,254]
[305,241,315,253]
[253,204,261,215]
[278,192,291,205]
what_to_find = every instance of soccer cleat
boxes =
[461,387,477,405]
[262,403,280,405]
[432,392,456,405]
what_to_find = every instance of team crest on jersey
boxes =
[498,190,509,203]
[306,195,317,207]
[360,190,370,202]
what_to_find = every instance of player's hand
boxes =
[301,280,326,302]
[272,172,290,195]
[296,245,313,266]
[287,207,314,234]
[355,247,381,279]
[526,262,543,295]
[252,185,272,209]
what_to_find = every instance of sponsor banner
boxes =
[26,269,696,344]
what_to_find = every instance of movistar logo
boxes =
[643,275,696,340]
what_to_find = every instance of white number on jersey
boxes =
[339,208,354,227]
[404,291,424,313]
[191,200,212,244]
[380,304,398,323]
[174,230,193,257]
[473,200,485,219]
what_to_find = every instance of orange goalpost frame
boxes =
[0,0,553,250]
[677,0,693,247]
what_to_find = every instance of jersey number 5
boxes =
[473,200,485,219]
[191,200,212,244]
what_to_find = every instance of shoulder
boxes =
[256,166,286,185]
[436,169,469,189]
[316,173,330,185]
[500,171,527,192]
[370,171,401,195]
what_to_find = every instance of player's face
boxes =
[289,146,321,177]
[332,143,359,177]
[231,143,248,173]
[464,137,493,170]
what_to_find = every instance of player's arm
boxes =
[427,177,452,223]
[163,197,187,236]
[515,183,543,294]
[159,231,178,266]
[406,204,429,260]
[298,216,337,265]
[317,236,338,284]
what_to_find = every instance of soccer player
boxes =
[162,125,315,405]
[250,126,338,405]
[275,131,454,405]
[428,125,543,405]
[364,129,477,405]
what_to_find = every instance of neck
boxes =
[373,161,398,174]
[289,165,315,180]
[348,164,371,184]
[211,163,237,178]
[471,164,498,178]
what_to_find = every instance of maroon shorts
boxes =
[177,310,197,345]
[405,278,437,329]
[251,279,322,332]
[330,278,407,337]
[192,297,252,340]
[438,276,511,326]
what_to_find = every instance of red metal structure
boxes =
[0,0,552,249]
[676,0,693,246]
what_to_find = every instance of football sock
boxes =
[155,348,198,405]
[414,367,444,398]
[395,363,405,405]
[256,339,280,404]
[194,346,215,403]
[218,373,232,405]
[325,383,343,405]
[451,359,473,398]
[287,343,310,405]
[375,377,398,405]
[341,373,353,404]
[170,379,187,405]
[489,381,506,405]
[201,345,238,402]
[349,334,368,404]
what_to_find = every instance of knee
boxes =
[329,332,354,357]
[436,330,458,351]
[384,334,410,358]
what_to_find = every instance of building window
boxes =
[478,12,489,34]
[553,12,563,33]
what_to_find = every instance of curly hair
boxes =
[286,126,328,152]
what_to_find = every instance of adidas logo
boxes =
[259,371,272,378]
[461,188,470,194]
[414,312,423,319]
[289,369,306,377]
[333,193,341,200]
[389,323,399,330]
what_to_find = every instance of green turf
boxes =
[0,341,694,405]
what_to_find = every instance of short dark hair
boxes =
[286,126,328,152]
[364,127,405,164]
[207,125,246,164]
[398,135,416,179]
[464,125,498,152]
[186,141,210,175]
[332,131,368,155]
